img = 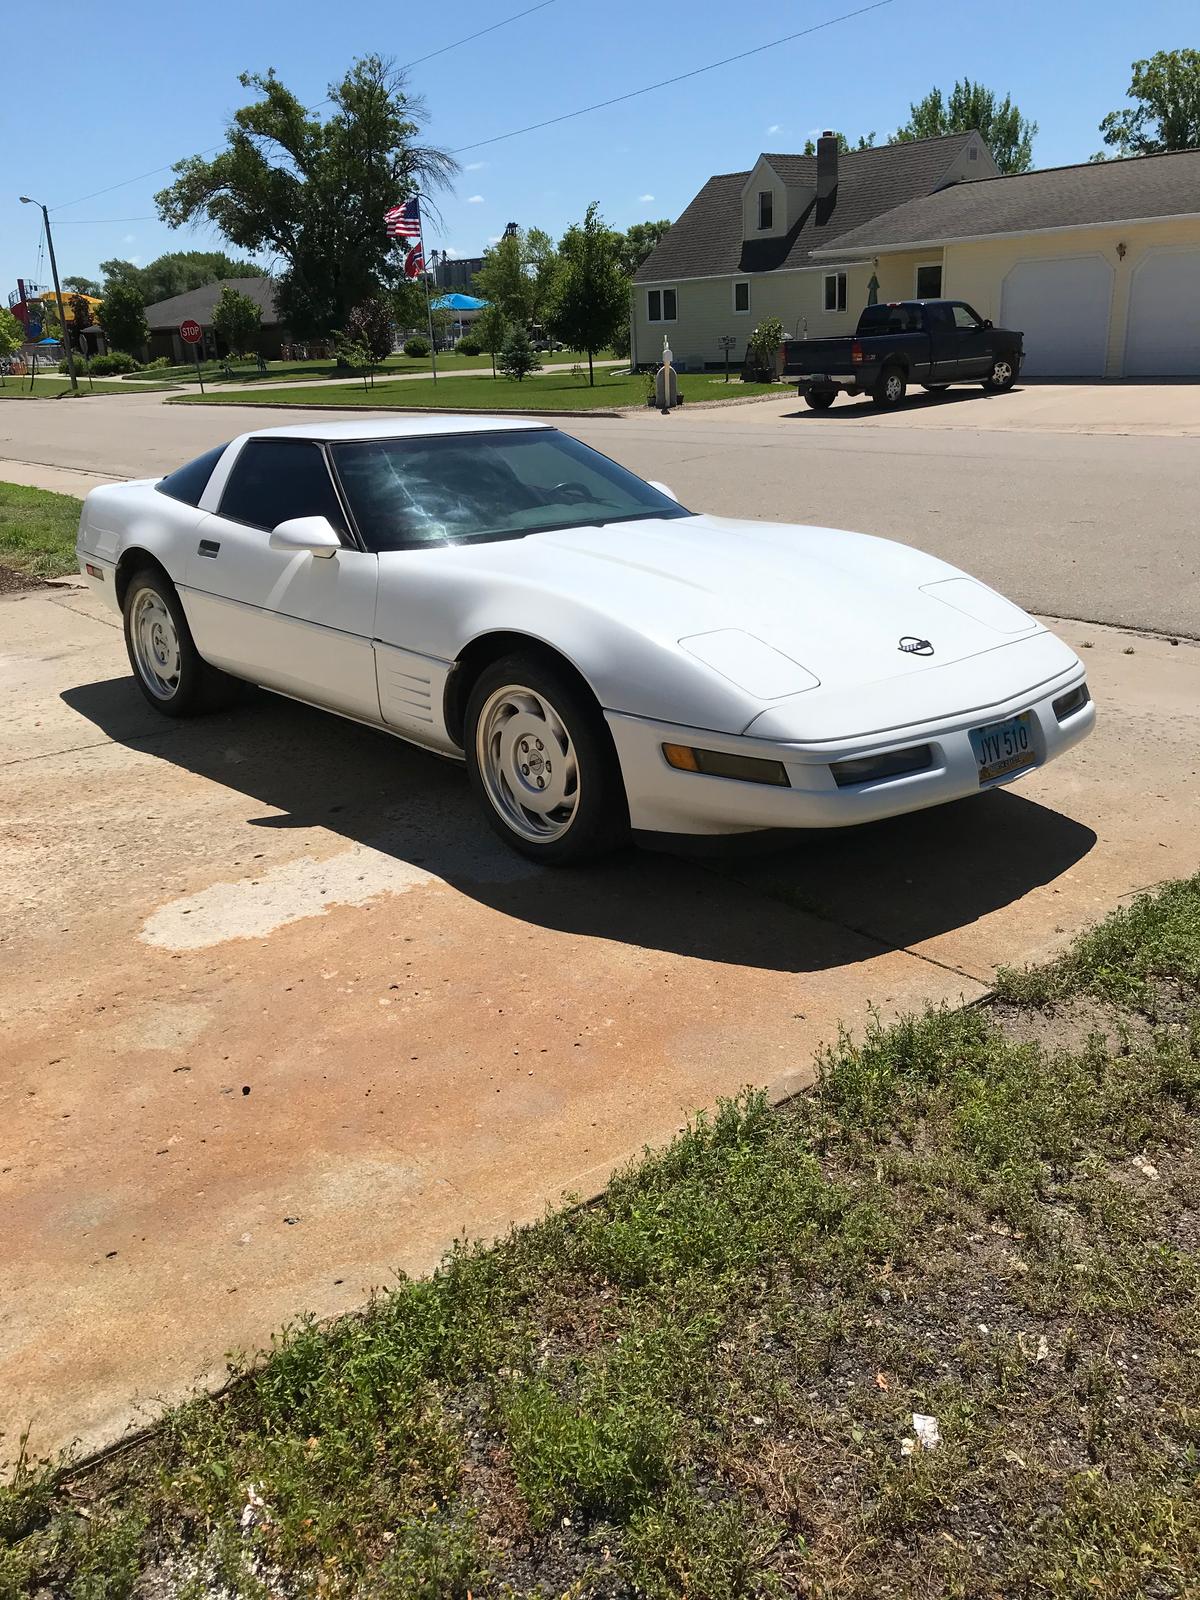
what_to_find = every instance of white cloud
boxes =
[466,194,484,204]
[465,160,487,171]
[487,235,502,245]
[638,193,655,203]
[767,123,782,134]
[442,246,461,259]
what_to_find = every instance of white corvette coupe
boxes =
[77,417,1094,863]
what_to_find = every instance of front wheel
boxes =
[871,367,907,408]
[122,566,240,716]
[465,654,630,864]
[804,389,836,411]
[983,356,1017,392]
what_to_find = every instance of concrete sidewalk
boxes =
[2,582,1199,1460]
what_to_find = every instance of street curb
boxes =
[164,398,626,420]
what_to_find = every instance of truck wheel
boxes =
[805,389,836,411]
[983,357,1017,392]
[872,367,907,408]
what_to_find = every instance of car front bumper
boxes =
[605,665,1094,836]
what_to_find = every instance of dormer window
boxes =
[757,191,773,230]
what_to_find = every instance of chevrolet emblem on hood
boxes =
[898,636,935,656]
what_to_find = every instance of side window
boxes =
[648,288,676,323]
[823,271,847,312]
[952,303,982,330]
[758,191,774,230]
[915,263,942,299]
[157,443,229,507]
[218,440,346,534]
[733,281,750,314]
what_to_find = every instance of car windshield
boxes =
[329,429,691,551]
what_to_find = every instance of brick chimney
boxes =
[816,131,839,199]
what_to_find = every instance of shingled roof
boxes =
[143,277,280,329]
[812,147,1200,255]
[634,133,981,283]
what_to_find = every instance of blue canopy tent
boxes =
[430,292,487,348]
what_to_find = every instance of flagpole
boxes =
[418,195,437,386]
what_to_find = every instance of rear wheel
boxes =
[122,566,240,717]
[465,653,629,864]
[872,366,907,408]
[983,356,1017,392]
[804,389,836,411]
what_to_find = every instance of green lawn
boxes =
[123,350,609,385]
[0,483,81,577]
[5,871,1200,1596]
[171,369,781,411]
[0,375,181,398]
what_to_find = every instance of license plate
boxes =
[970,712,1035,784]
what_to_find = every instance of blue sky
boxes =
[3,0,1194,300]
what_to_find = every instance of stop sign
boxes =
[179,318,203,345]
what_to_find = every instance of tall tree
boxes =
[801,132,876,154]
[893,80,1037,174]
[211,285,263,355]
[615,220,672,278]
[473,226,559,329]
[68,294,93,353]
[0,307,23,384]
[475,301,510,377]
[547,203,628,386]
[100,252,264,306]
[155,56,455,337]
[1099,49,1200,157]
[63,275,102,297]
[98,282,149,355]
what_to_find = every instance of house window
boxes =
[733,281,750,314]
[757,191,773,230]
[823,271,847,312]
[647,288,676,323]
[915,263,943,299]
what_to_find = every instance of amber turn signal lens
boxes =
[662,743,701,772]
[662,743,790,787]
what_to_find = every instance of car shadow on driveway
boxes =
[781,385,1025,420]
[62,677,1096,976]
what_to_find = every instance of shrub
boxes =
[746,316,784,382]
[455,336,482,356]
[403,336,431,357]
[138,355,171,372]
[87,351,140,376]
[498,327,543,382]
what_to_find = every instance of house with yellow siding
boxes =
[635,137,1200,379]
[632,132,996,372]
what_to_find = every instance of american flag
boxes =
[385,198,422,240]
[403,244,425,280]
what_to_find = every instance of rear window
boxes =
[858,304,924,334]
[156,444,229,507]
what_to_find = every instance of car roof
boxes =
[241,416,555,444]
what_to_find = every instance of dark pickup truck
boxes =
[784,300,1023,409]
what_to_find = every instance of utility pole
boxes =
[20,196,77,394]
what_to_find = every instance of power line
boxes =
[450,0,895,154]
[49,0,560,213]
[53,216,158,225]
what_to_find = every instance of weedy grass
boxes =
[0,483,82,578]
[5,881,1200,1597]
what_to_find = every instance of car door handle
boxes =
[197,538,220,559]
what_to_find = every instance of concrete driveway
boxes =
[2,383,1199,1460]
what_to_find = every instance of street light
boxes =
[19,196,78,394]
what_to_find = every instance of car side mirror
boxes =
[648,480,679,502]
[269,515,342,558]
[983,318,993,329]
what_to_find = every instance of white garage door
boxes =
[1125,249,1200,376]
[1000,255,1114,377]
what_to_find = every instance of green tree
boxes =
[547,203,628,386]
[63,275,102,297]
[345,297,394,361]
[98,281,149,355]
[497,326,542,382]
[0,306,24,385]
[802,131,876,154]
[893,80,1037,174]
[615,219,671,278]
[473,226,559,329]
[1099,49,1200,157]
[475,301,510,377]
[155,56,455,337]
[100,251,264,306]
[211,285,262,355]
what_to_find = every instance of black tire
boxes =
[921,383,950,393]
[983,354,1018,392]
[871,365,907,408]
[122,564,241,717]
[804,389,836,410]
[464,652,630,865]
